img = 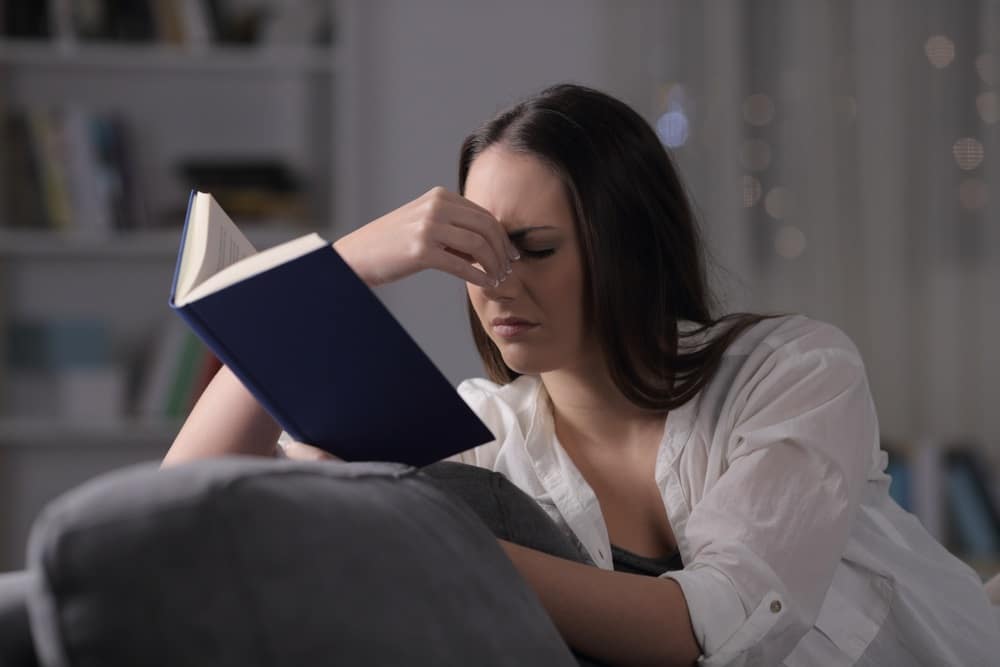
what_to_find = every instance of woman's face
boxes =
[464,146,593,375]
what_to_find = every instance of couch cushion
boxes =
[26,457,576,667]
[0,570,39,666]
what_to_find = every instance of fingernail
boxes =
[506,264,512,274]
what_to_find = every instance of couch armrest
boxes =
[0,571,38,667]
[24,457,576,667]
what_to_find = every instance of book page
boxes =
[178,232,329,306]
[176,192,258,301]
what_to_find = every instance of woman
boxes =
[164,83,1000,666]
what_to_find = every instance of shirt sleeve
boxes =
[663,327,878,666]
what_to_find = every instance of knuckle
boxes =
[424,198,443,220]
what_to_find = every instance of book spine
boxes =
[172,300,307,441]
[946,460,1000,557]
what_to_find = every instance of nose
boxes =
[479,264,521,300]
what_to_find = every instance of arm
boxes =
[660,327,877,666]
[161,364,282,467]
[499,539,700,667]
[163,187,515,468]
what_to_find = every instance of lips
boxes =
[490,316,538,339]
[491,317,537,327]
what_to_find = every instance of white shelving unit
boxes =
[0,0,361,570]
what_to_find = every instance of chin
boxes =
[496,348,555,376]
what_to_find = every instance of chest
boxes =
[569,450,678,559]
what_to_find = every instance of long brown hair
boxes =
[459,83,778,412]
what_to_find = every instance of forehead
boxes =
[464,146,574,232]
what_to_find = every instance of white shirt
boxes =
[450,315,1000,666]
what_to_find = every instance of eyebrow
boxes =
[507,225,558,241]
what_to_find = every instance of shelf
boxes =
[0,224,322,260]
[0,416,181,447]
[0,39,337,73]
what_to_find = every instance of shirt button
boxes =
[598,549,605,559]
[770,600,782,614]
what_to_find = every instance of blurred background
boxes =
[0,0,998,577]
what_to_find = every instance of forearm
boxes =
[162,365,282,467]
[498,540,699,667]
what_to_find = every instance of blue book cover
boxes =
[168,191,494,466]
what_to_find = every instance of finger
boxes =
[433,247,497,287]
[452,195,522,261]
[432,223,507,283]
[437,196,519,264]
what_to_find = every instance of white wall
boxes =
[345,0,648,384]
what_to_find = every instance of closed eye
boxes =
[520,248,555,259]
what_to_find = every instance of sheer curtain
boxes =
[637,0,1000,453]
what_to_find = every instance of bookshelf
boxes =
[0,0,361,570]
[0,39,338,72]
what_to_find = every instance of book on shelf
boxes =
[1,0,331,47]
[0,106,145,234]
[136,317,221,421]
[884,439,1000,562]
[2,317,124,421]
[168,191,494,466]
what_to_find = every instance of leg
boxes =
[420,461,590,564]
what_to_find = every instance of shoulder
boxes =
[707,315,874,437]
[688,314,871,435]
[720,314,862,364]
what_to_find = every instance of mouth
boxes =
[490,316,538,339]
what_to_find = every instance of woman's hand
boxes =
[332,186,520,288]
[280,441,343,462]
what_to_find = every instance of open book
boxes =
[169,191,494,466]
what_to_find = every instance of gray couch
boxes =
[0,457,579,666]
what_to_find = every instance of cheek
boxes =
[543,260,585,322]
[466,286,487,320]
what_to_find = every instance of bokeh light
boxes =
[765,186,794,219]
[656,110,690,148]
[925,35,955,69]
[775,225,807,259]
[952,137,984,170]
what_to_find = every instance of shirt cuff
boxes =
[662,565,747,661]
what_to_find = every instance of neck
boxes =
[540,359,666,461]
